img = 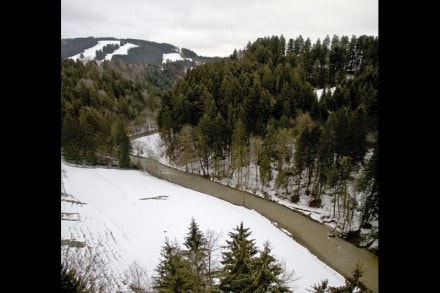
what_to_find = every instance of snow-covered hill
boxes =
[61,160,344,292]
[69,40,138,62]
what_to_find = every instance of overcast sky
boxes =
[62,0,378,57]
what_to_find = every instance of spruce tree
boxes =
[310,279,329,293]
[251,241,290,292]
[112,119,131,168]
[183,218,210,291]
[184,218,207,253]
[356,146,378,226]
[62,114,82,163]
[219,222,258,292]
[153,238,194,292]
[310,263,372,292]
[231,119,248,186]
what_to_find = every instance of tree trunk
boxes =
[333,196,336,218]
[296,171,302,193]
[199,157,206,176]
[306,167,314,194]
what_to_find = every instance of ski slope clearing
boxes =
[61,160,344,292]
[69,40,138,61]
[162,52,191,63]
[104,42,139,60]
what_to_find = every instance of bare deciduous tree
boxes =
[124,261,152,293]
[61,245,114,292]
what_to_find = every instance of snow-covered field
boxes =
[61,160,345,292]
[69,40,138,61]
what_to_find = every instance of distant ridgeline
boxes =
[61,37,218,65]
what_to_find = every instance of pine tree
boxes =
[287,38,294,54]
[337,263,371,292]
[231,119,248,187]
[310,263,372,292]
[62,114,82,163]
[176,124,196,171]
[251,241,290,292]
[219,222,258,292]
[183,218,210,291]
[112,119,131,168]
[78,107,101,165]
[356,146,378,226]
[310,279,329,293]
[184,218,207,253]
[153,238,194,292]
[294,35,304,56]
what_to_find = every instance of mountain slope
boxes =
[61,37,217,65]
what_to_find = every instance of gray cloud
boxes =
[61,0,378,57]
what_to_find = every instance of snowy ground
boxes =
[69,40,138,62]
[131,132,168,165]
[104,43,139,60]
[61,160,345,292]
[162,48,192,63]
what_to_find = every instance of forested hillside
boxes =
[61,58,189,166]
[61,37,218,65]
[61,37,98,59]
[157,35,378,245]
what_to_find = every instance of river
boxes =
[130,154,378,292]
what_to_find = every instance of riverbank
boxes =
[130,154,378,292]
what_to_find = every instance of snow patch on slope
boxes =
[69,40,120,61]
[162,48,192,63]
[104,42,138,60]
[314,87,336,101]
[69,40,138,61]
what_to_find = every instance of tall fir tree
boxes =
[153,238,195,292]
[112,119,131,168]
[219,222,258,292]
[310,263,372,293]
[183,218,210,291]
[251,241,290,292]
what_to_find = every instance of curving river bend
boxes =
[130,154,378,292]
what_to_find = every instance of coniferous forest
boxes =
[157,34,378,236]
[61,58,189,166]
